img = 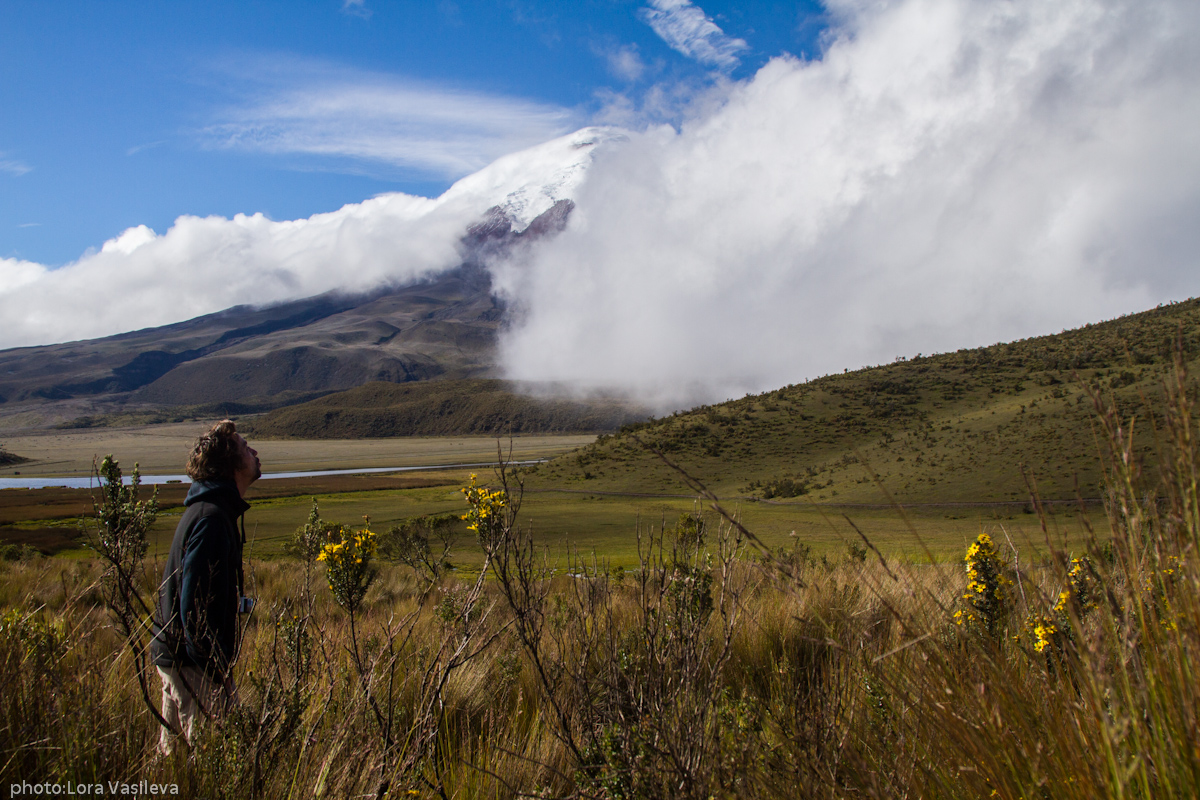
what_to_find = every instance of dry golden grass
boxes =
[1,363,1198,798]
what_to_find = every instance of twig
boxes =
[631,434,768,553]
[842,514,899,583]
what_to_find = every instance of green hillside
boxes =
[245,379,647,439]
[526,298,1200,504]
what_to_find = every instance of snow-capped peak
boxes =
[437,126,628,232]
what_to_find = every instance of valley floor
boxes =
[0,423,596,478]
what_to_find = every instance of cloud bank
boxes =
[0,199,461,349]
[493,0,1200,408]
[0,129,607,349]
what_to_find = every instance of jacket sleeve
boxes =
[178,511,238,677]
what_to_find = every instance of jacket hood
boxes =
[185,479,250,517]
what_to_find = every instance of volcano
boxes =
[0,128,627,427]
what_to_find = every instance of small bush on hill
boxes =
[0,543,39,561]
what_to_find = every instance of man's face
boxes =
[234,434,261,486]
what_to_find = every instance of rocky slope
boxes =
[244,378,646,438]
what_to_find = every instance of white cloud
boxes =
[491,0,1200,409]
[0,196,459,348]
[202,62,578,178]
[0,155,31,177]
[0,258,46,295]
[0,129,611,349]
[602,44,647,82]
[341,0,372,20]
[639,0,748,71]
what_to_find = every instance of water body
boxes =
[0,460,544,490]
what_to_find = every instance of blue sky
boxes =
[3,0,1197,406]
[1,0,825,267]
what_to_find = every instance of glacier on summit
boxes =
[440,127,626,233]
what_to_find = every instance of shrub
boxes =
[954,531,1013,638]
[377,512,458,584]
[318,521,376,615]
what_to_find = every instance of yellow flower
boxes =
[1054,590,1070,614]
[1032,620,1057,652]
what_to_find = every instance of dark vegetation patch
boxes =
[530,297,1200,504]
[0,526,80,555]
[243,474,457,501]
[129,348,446,405]
[244,379,648,439]
[53,393,335,429]
[0,446,28,466]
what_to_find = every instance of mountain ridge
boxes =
[0,196,578,428]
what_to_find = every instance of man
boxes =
[151,419,260,754]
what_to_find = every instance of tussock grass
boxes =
[2,361,1199,798]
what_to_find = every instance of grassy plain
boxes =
[1,375,1196,798]
[0,423,596,478]
[4,457,1101,564]
[220,489,1101,567]
[0,431,596,558]
[0,418,1115,567]
[3,420,1104,564]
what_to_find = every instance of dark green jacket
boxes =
[151,480,248,678]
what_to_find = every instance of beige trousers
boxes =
[157,665,236,755]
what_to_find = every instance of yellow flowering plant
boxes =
[1023,555,1103,658]
[460,474,509,551]
[1057,556,1100,616]
[1148,554,1185,631]
[318,521,377,615]
[954,532,1013,638]
[1027,615,1059,654]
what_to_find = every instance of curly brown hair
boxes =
[185,420,243,482]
